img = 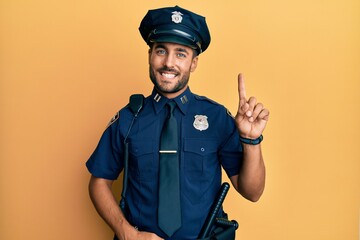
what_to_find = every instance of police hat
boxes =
[139,6,211,54]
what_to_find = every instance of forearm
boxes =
[88,176,135,239]
[232,144,266,202]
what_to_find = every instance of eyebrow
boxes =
[175,47,189,53]
[155,44,190,54]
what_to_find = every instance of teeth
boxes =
[162,73,176,79]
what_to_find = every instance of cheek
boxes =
[149,54,162,67]
[179,60,194,71]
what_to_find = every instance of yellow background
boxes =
[1,0,359,239]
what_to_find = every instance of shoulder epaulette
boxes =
[194,94,221,106]
[194,94,235,118]
[106,111,120,128]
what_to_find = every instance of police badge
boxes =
[193,115,209,131]
[171,11,183,23]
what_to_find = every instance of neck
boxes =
[157,85,189,99]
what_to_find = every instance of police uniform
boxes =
[86,6,243,240]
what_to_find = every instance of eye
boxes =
[156,49,166,55]
[176,53,187,58]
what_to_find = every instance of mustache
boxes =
[158,67,179,74]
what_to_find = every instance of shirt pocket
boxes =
[129,139,157,181]
[183,138,219,203]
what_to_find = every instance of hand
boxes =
[135,231,164,240]
[117,223,164,240]
[118,231,164,240]
[235,73,269,139]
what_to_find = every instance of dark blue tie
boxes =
[158,101,181,236]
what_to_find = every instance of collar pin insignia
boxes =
[180,95,188,104]
[154,93,161,102]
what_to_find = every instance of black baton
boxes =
[198,182,230,238]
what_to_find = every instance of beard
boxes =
[149,65,190,94]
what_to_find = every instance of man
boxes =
[86,6,269,240]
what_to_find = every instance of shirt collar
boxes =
[151,87,193,115]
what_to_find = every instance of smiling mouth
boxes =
[161,72,177,79]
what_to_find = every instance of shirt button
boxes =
[201,147,205,152]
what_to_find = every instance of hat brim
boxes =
[151,36,198,50]
[151,35,198,51]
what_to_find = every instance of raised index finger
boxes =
[238,73,247,100]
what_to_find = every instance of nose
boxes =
[163,54,175,68]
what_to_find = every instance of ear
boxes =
[190,56,199,72]
[148,48,152,64]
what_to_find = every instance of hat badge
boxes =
[171,11,183,24]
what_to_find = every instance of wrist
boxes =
[116,218,137,240]
[239,135,263,145]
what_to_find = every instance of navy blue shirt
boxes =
[86,87,243,239]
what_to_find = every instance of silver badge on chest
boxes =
[193,115,209,131]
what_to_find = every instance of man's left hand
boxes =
[235,73,269,139]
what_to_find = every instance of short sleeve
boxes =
[86,115,123,180]
[219,114,243,178]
